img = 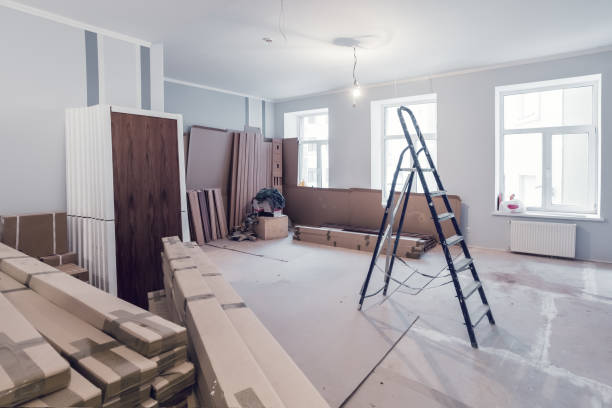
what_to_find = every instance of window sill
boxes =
[492,211,604,222]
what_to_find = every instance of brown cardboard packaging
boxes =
[151,361,195,402]
[0,256,187,357]
[57,263,89,282]
[150,345,187,375]
[0,242,27,261]
[0,273,157,401]
[161,237,286,408]
[20,369,102,408]
[101,383,151,408]
[0,213,68,258]
[0,292,70,407]
[40,251,78,267]
[184,243,331,408]
[255,215,289,240]
[138,398,159,408]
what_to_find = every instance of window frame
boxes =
[371,94,437,203]
[495,75,601,216]
[297,111,329,188]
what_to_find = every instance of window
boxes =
[371,95,437,202]
[495,75,600,215]
[293,110,329,188]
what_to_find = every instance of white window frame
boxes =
[495,75,601,216]
[292,108,329,188]
[371,94,437,203]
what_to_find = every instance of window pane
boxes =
[504,86,592,129]
[552,133,590,208]
[504,133,542,207]
[385,102,436,136]
[301,114,328,140]
[384,138,410,199]
[321,143,329,188]
[299,142,318,187]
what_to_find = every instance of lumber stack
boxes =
[272,139,283,194]
[0,242,194,408]
[186,188,228,244]
[293,225,426,258]
[161,236,330,408]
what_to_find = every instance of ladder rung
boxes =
[436,212,454,222]
[429,190,446,197]
[444,235,464,247]
[470,304,490,327]
[461,281,481,299]
[399,167,434,172]
[453,257,473,272]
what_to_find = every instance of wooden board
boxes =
[213,188,228,238]
[197,190,212,243]
[187,191,205,245]
[206,190,218,241]
[111,112,182,308]
[229,133,239,228]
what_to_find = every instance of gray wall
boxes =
[274,51,612,262]
[165,81,247,132]
[0,7,87,215]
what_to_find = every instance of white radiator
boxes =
[510,220,576,258]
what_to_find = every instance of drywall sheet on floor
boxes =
[202,239,418,407]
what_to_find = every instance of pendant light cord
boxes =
[353,47,358,86]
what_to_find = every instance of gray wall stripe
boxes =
[244,97,249,127]
[84,31,99,106]
[140,46,151,110]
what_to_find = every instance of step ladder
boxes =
[358,106,495,348]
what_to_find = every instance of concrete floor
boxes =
[202,235,612,408]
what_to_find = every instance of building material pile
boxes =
[161,236,330,408]
[0,242,194,407]
[321,223,437,252]
[294,225,426,258]
[187,188,228,244]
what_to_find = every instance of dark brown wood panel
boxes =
[111,112,182,308]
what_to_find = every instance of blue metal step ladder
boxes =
[358,106,495,348]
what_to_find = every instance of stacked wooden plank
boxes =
[161,236,330,408]
[293,225,426,258]
[272,139,283,194]
[229,130,273,230]
[322,223,438,252]
[187,188,228,244]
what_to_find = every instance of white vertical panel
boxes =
[102,36,140,108]
[248,97,263,129]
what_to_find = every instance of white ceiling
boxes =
[12,0,612,100]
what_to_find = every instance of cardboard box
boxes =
[57,263,89,282]
[151,361,195,402]
[150,345,187,375]
[161,237,286,408]
[183,243,330,408]
[255,215,288,240]
[101,383,151,408]
[40,252,78,267]
[0,273,157,401]
[0,292,70,407]
[0,256,187,358]
[138,398,158,408]
[0,213,68,258]
[0,242,27,261]
[20,369,102,408]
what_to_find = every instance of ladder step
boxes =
[461,281,481,299]
[444,235,464,247]
[436,212,454,222]
[452,257,473,272]
[470,304,490,328]
[400,167,434,172]
[429,190,446,197]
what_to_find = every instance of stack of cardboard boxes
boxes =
[161,236,330,408]
[0,212,88,282]
[0,242,195,408]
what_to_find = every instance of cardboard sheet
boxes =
[0,275,156,401]
[0,213,67,258]
[0,256,186,358]
[20,369,102,408]
[0,292,70,407]
[151,361,195,402]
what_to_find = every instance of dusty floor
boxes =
[201,235,612,408]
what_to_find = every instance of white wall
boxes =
[0,6,86,215]
[100,36,141,107]
[274,50,612,262]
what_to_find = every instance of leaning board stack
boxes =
[0,242,193,407]
[293,225,426,258]
[186,188,228,245]
[161,236,330,408]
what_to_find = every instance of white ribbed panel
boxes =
[510,220,576,258]
[66,105,117,295]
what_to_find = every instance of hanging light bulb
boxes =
[352,47,360,107]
